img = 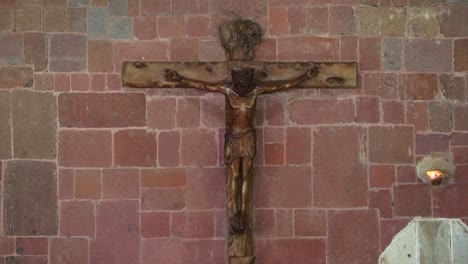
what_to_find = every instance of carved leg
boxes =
[240,157,253,222]
[229,159,241,216]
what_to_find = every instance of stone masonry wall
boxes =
[0,0,467,263]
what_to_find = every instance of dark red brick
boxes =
[393,184,432,217]
[59,93,146,128]
[58,169,74,199]
[0,66,33,89]
[356,96,380,123]
[359,38,381,71]
[369,126,414,163]
[141,168,186,188]
[141,188,186,210]
[453,147,468,164]
[276,210,293,237]
[454,39,468,72]
[452,132,468,146]
[434,183,468,218]
[102,169,139,199]
[171,211,214,238]
[170,38,199,61]
[176,97,200,127]
[313,127,367,207]
[58,130,112,167]
[363,73,398,99]
[286,127,311,165]
[90,74,106,91]
[91,200,140,264]
[454,165,468,183]
[49,34,87,72]
[454,105,468,131]
[141,0,170,15]
[186,15,209,37]
[15,238,48,255]
[397,165,417,183]
[133,16,157,40]
[269,7,288,35]
[182,240,225,264]
[415,134,450,155]
[54,73,70,91]
[255,166,311,208]
[88,40,113,72]
[141,212,170,238]
[265,97,285,125]
[147,98,176,129]
[406,102,429,132]
[186,168,224,210]
[114,129,157,167]
[50,238,87,264]
[289,99,354,124]
[383,101,405,124]
[256,239,326,264]
[3,161,58,236]
[369,165,395,188]
[328,210,379,264]
[141,238,182,264]
[75,169,101,199]
[404,39,452,72]
[0,237,14,255]
[278,37,338,61]
[70,74,89,91]
[341,36,358,61]
[158,16,185,38]
[24,33,47,71]
[400,74,438,100]
[369,189,393,218]
[380,219,411,250]
[264,143,285,165]
[181,129,217,166]
[201,95,224,127]
[60,200,95,237]
[294,209,326,237]
[255,209,275,238]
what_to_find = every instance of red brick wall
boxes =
[0,0,467,263]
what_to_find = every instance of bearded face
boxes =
[231,68,255,96]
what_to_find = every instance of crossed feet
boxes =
[230,213,248,234]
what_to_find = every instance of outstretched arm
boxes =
[164,69,228,94]
[256,65,319,95]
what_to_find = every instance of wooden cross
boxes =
[122,19,357,264]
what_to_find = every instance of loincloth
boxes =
[224,129,256,165]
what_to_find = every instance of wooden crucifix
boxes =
[122,19,357,264]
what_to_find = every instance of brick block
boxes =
[113,41,170,72]
[171,38,199,61]
[157,131,180,167]
[43,7,67,32]
[382,101,405,124]
[59,93,146,127]
[256,239,326,264]
[141,168,186,188]
[406,102,429,132]
[182,240,225,264]
[278,37,338,61]
[75,169,101,199]
[88,8,108,39]
[181,129,217,166]
[0,33,23,65]
[67,7,87,32]
[369,126,414,163]
[58,169,74,199]
[141,188,186,210]
[5,256,47,264]
[12,90,57,159]
[201,95,224,127]
[356,7,380,35]
[400,74,438,100]
[34,73,54,91]
[109,17,133,39]
[294,209,326,237]
[141,238,182,264]
[3,160,58,236]
[24,33,47,71]
[255,209,275,238]
[394,184,432,217]
[397,165,416,183]
[200,39,226,61]
[50,238,88,264]
[142,0,171,15]
[114,129,157,167]
[14,8,41,31]
[88,40,113,72]
[369,165,395,188]
[383,38,403,71]
[415,133,449,156]
[289,99,354,124]
[454,39,468,72]
[454,165,468,182]
[265,97,285,125]
[15,238,48,255]
[363,73,398,99]
[109,0,127,16]
[356,97,380,123]
[91,200,140,264]
[254,166,311,208]
[369,189,393,218]
[177,97,200,127]
[313,127,367,207]
[45,0,67,6]
[60,200,95,237]
[186,16,209,37]
[58,130,112,167]
[452,132,468,146]
[128,0,139,16]
[265,143,285,165]
[0,66,33,89]
[102,169,139,199]
[404,40,452,72]
[380,219,411,250]
[186,168,225,210]
[454,105,468,131]
[359,38,381,71]
[0,92,11,159]
[54,73,70,91]
[147,98,176,129]
[0,237,14,255]
[171,211,214,238]
[134,16,157,40]
[434,183,468,217]
[276,210,293,237]
[440,74,465,101]
[264,127,284,143]
[453,147,468,164]
[285,127,310,165]
[306,7,329,35]
[0,10,12,31]
[49,34,87,72]
[90,74,106,91]
[408,7,439,37]
[381,8,406,37]
[440,6,468,37]
[158,16,185,38]
[106,73,121,90]
[328,210,379,264]
[269,7,288,35]
[330,6,355,35]
[429,101,452,132]
[340,36,358,61]
[141,212,170,238]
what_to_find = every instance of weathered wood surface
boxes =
[122,61,357,88]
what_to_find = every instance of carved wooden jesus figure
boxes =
[165,66,318,233]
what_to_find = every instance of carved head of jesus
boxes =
[231,68,255,96]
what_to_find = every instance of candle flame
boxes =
[426,170,444,180]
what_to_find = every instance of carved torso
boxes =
[225,89,257,135]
